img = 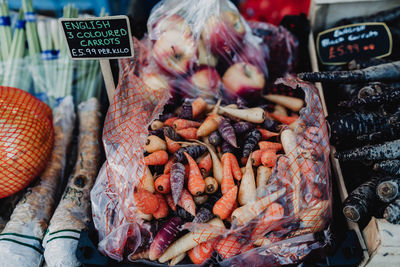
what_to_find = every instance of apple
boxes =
[201,11,246,55]
[152,14,192,37]
[235,42,267,72]
[197,39,218,67]
[187,67,221,98]
[142,72,179,105]
[222,62,265,100]
[152,29,197,75]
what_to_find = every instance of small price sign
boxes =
[59,15,134,102]
[316,22,392,65]
[59,15,134,59]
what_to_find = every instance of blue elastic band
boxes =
[16,20,26,29]
[0,16,11,26]
[55,97,64,107]
[35,92,48,103]
[25,12,35,22]
[41,50,60,60]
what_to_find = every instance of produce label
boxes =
[316,22,392,65]
[59,15,134,59]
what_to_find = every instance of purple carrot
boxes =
[192,207,214,223]
[208,131,222,147]
[218,118,237,148]
[170,163,185,205]
[233,121,255,135]
[179,101,193,119]
[243,129,261,157]
[148,217,184,261]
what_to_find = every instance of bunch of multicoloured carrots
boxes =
[129,94,305,265]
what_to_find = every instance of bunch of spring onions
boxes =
[0,0,103,108]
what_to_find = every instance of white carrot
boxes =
[145,135,167,153]
[158,218,225,263]
[169,252,186,266]
[256,166,272,188]
[238,156,256,206]
[218,106,266,123]
[263,94,304,112]
[231,188,286,225]
[194,140,223,184]
[138,166,155,193]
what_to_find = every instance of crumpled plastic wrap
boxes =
[91,0,331,265]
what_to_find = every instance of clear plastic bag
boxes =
[91,0,331,265]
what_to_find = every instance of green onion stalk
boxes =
[3,9,29,91]
[0,0,12,62]
[22,0,41,94]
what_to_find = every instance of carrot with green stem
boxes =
[184,152,206,196]
[238,156,257,205]
[298,61,400,83]
[155,173,171,194]
[213,186,238,220]
[221,153,236,194]
[144,150,169,165]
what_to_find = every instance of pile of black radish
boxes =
[299,59,400,225]
[130,93,309,265]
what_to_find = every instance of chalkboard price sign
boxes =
[59,15,134,59]
[316,22,392,65]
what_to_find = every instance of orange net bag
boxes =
[0,87,54,199]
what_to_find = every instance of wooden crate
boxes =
[308,1,400,265]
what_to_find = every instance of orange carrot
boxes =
[213,186,237,219]
[173,119,201,130]
[164,117,178,126]
[134,189,159,214]
[165,194,177,211]
[227,153,242,181]
[269,113,298,125]
[178,188,196,216]
[215,235,241,259]
[240,157,248,166]
[164,157,175,174]
[155,173,171,194]
[261,150,277,167]
[258,128,279,140]
[184,152,205,196]
[184,164,190,184]
[221,153,235,194]
[251,150,262,166]
[165,136,181,154]
[198,153,212,177]
[153,193,169,219]
[144,150,169,165]
[251,203,284,239]
[177,128,198,140]
[188,239,217,265]
[258,141,283,151]
[197,114,221,137]
[192,97,208,118]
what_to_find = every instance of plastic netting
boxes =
[0,86,54,198]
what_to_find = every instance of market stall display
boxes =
[91,0,331,265]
